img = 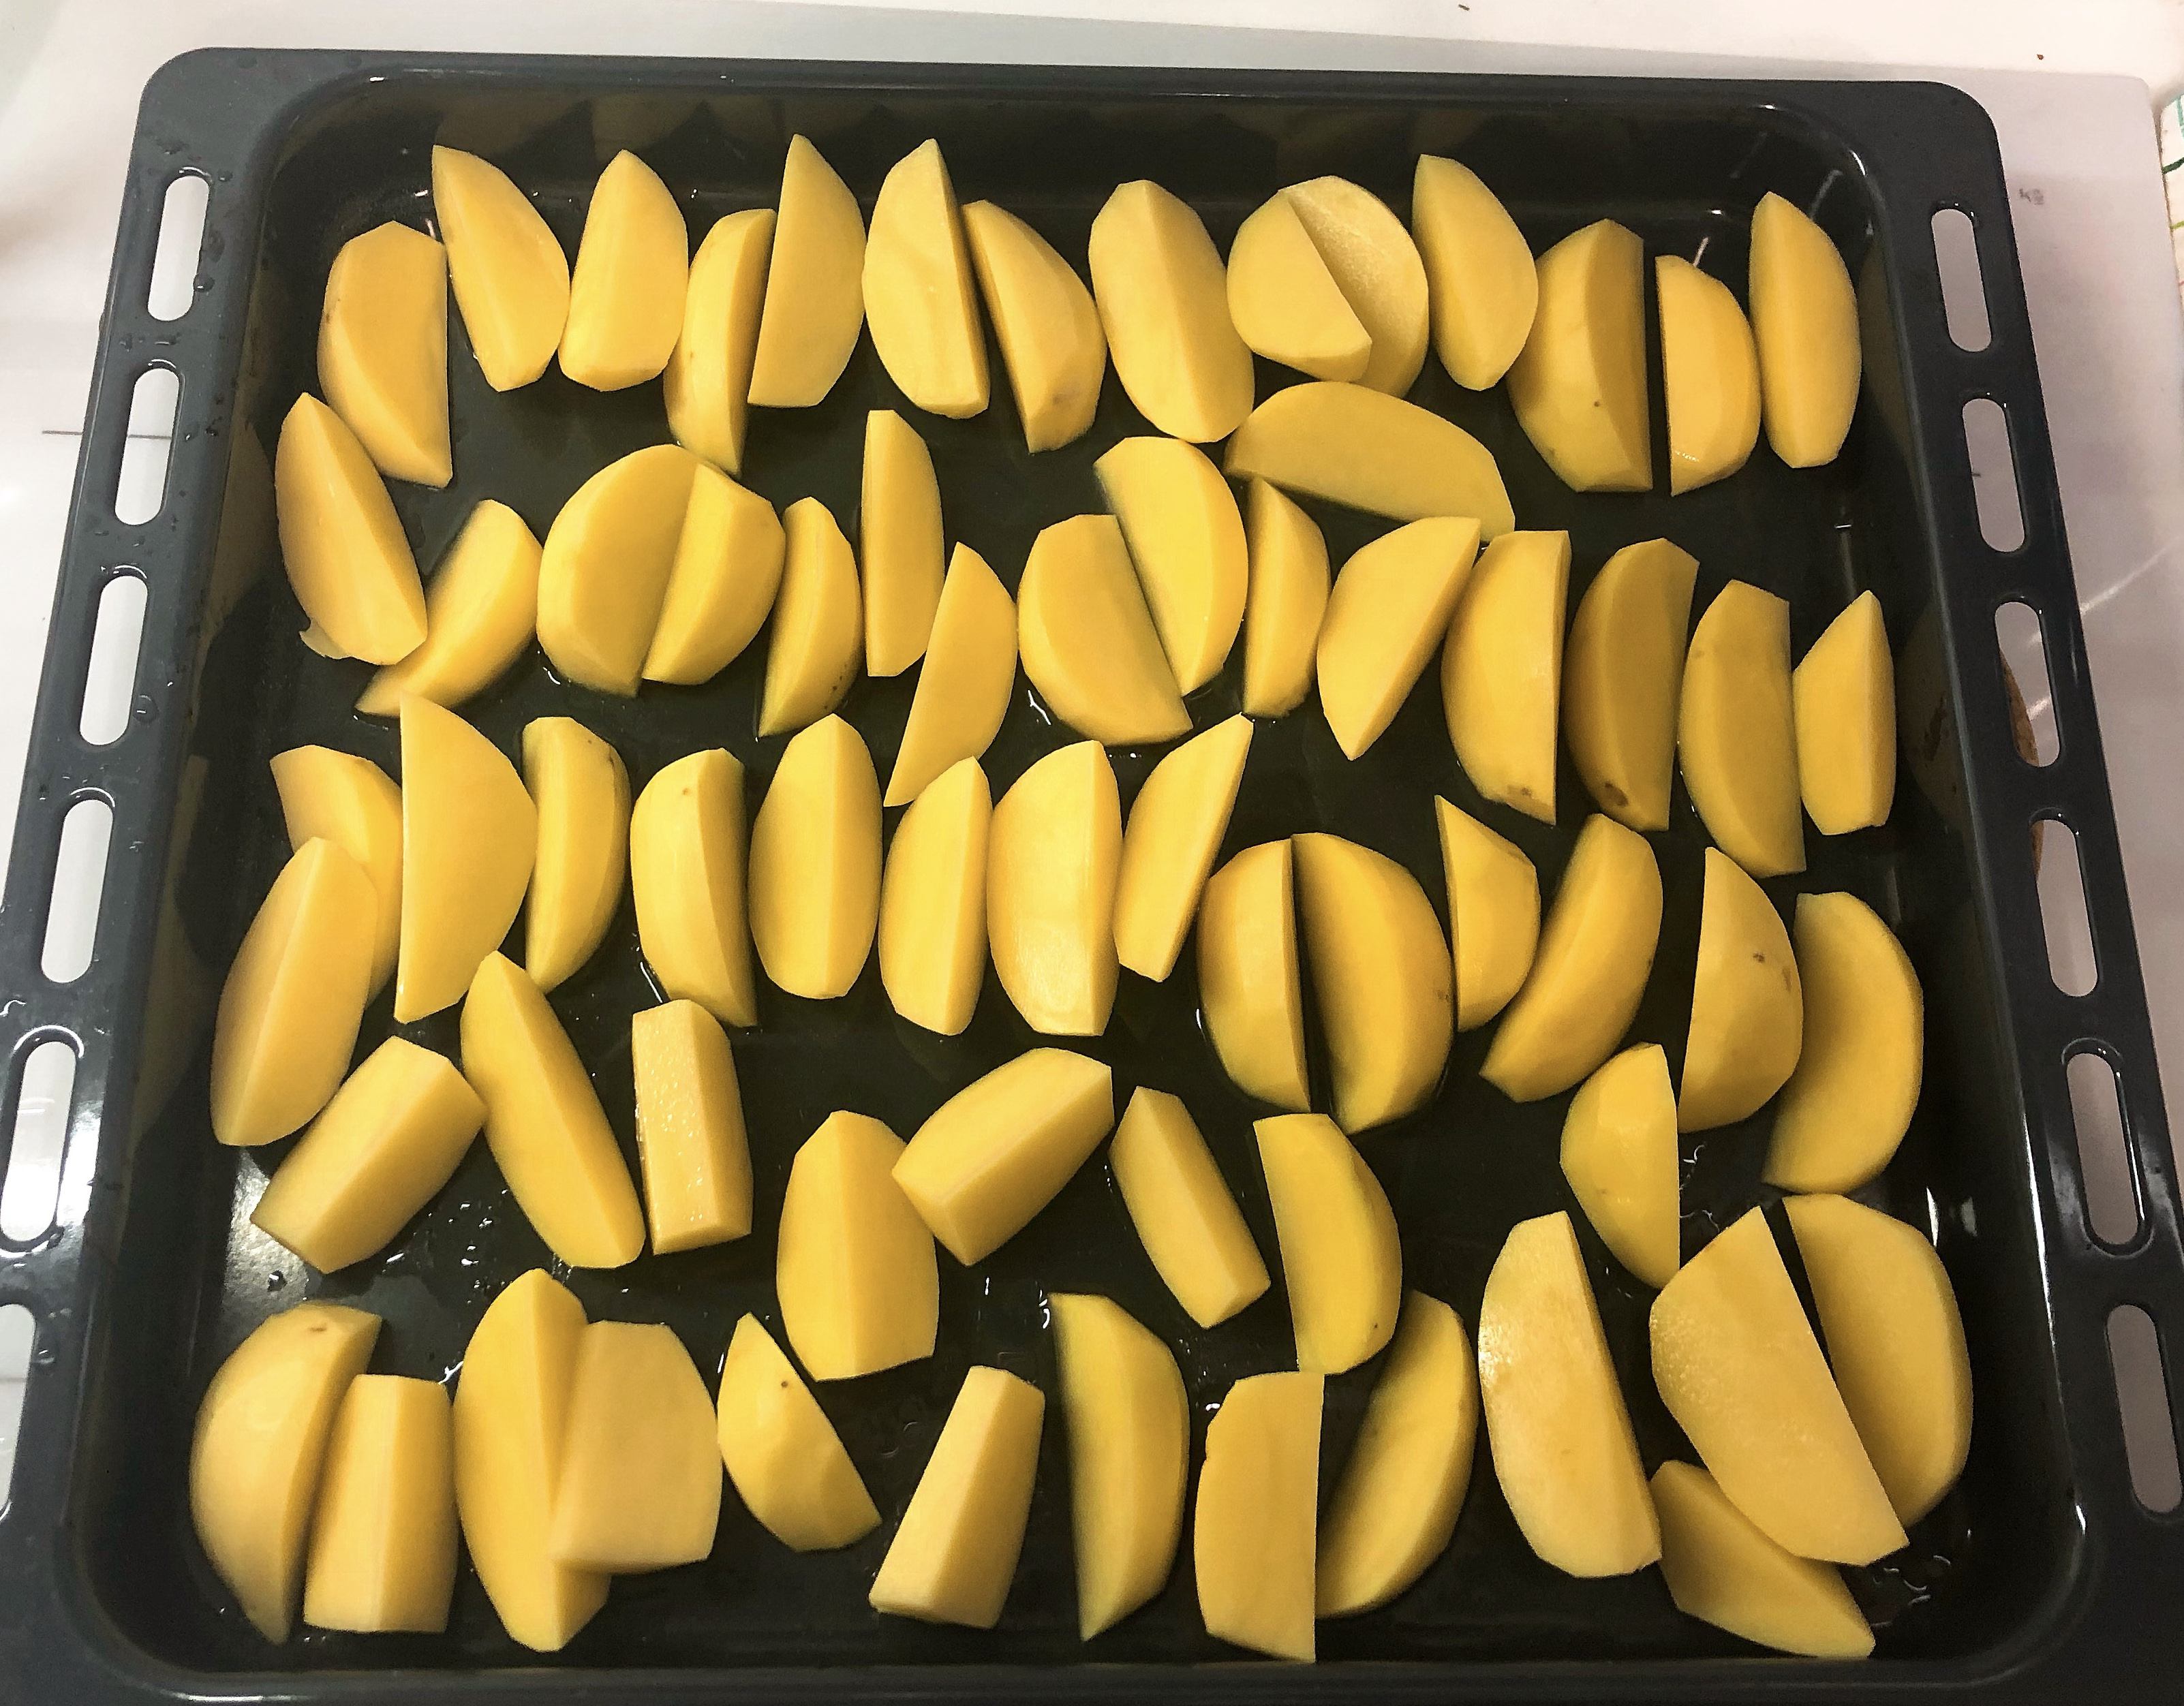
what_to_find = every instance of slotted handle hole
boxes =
[114,367,179,527]
[2067,1049,2139,1247]
[2035,818,2097,997]
[1963,398,2026,553]
[1995,601,2058,765]
[147,173,210,322]
[40,798,113,985]
[1931,208,1992,352]
[1,1041,76,1246]
[2108,1305,2182,1513]
[0,1305,31,1520]
[79,572,147,747]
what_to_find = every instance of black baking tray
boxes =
[1,44,2180,1705]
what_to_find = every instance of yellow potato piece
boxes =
[396,698,536,1022]
[251,1038,483,1272]
[1441,529,1569,822]
[643,465,786,686]
[1017,514,1188,745]
[962,200,1107,452]
[878,757,991,1036]
[1657,255,1760,495]
[631,999,752,1254]
[1562,537,1699,831]
[1795,591,1896,833]
[318,222,450,487]
[1110,1087,1269,1329]
[433,146,569,391]
[270,745,401,996]
[1240,480,1330,717]
[1785,1194,1971,1524]
[748,715,882,999]
[1317,1292,1478,1617]
[275,394,427,664]
[1194,1371,1321,1662]
[664,208,773,474]
[1766,891,1924,1192]
[1560,1044,1679,1290]
[1433,797,1539,1032]
[459,952,645,1269]
[537,442,704,695]
[1225,382,1514,535]
[894,1047,1115,1264]
[211,838,375,1147]
[356,500,540,715]
[190,1302,381,1641]
[521,716,628,992]
[1680,579,1805,876]
[549,1321,722,1572]
[1650,1207,1906,1564]
[1478,1211,1659,1576]
[862,410,946,677]
[1681,848,1802,1132]
[1086,179,1255,443]
[987,740,1122,1036]
[864,139,989,418]
[1652,1461,1874,1659]
[749,135,865,409]
[1293,832,1453,1133]
[1317,515,1482,760]
[871,1367,1045,1628]
[1051,1293,1187,1639]
[1751,191,1861,468]
[1279,176,1430,395]
[1413,154,1537,390]
[1256,1113,1402,1374]
[303,1376,457,1633]
[1483,813,1661,1102]
[1096,435,1247,694]
[716,1314,879,1551]
[778,1111,938,1379]
[452,1271,606,1651]
[760,496,862,736]
[1197,839,1310,1111]
[629,748,756,1027]
[1225,193,1371,382]
[1507,219,1650,492]
[1113,713,1252,980]
[886,544,1017,807]
[559,151,687,390]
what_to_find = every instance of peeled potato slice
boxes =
[356,500,540,715]
[630,999,752,1254]
[1560,1043,1680,1289]
[1680,579,1804,877]
[559,150,687,391]
[1256,1113,1402,1374]
[1194,1371,1322,1662]
[716,1314,879,1551]
[270,745,402,996]
[1017,514,1188,745]
[663,208,773,474]
[641,465,785,687]
[1278,176,1430,395]
[758,496,862,737]
[521,716,628,993]
[1225,193,1371,382]
[778,1111,938,1379]
[318,222,451,487]
[861,410,946,678]
[1240,480,1331,718]
[962,200,1107,452]
[1198,839,1310,1112]
[987,741,1122,1036]
[863,139,988,418]
[749,136,867,409]
[1316,516,1481,760]
[1657,255,1761,495]
[1096,435,1247,694]
[1433,798,1539,1032]
[1441,528,1569,822]
[275,394,427,664]
[1653,1460,1874,1658]
[748,715,882,1000]
[629,748,756,1028]
[536,442,703,696]
[1750,191,1861,468]
[1794,590,1896,834]
[432,146,570,391]
[1680,848,1802,1132]
[878,757,991,1036]
[1507,219,1650,492]
[548,1322,721,1572]
[886,544,1017,807]
[1109,1087,1269,1329]
[303,1375,457,1634]
[1413,155,1537,390]
[1562,537,1699,831]
[1113,714,1252,981]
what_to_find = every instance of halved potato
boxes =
[1794,591,1896,834]
[1194,1371,1322,1662]
[1017,514,1188,746]
[1562,537,1699,831]
[1197,839,1310,1111]
[1506,219,1650,491]
[987,741,1122,1036]
[1750,191,1861,468]
[1413,155,1537,390]
[1316,516,1481,760]
[559,151,687,391]
[356,500,540,715]
[1279,176,1430,394]
[748,715,882,1000]
[716,1314,879,1550]
[1652,1460,1873,1658]
[630,999,752,1253]
[1680,579,1804,877]
[275,394,427,664]
[861,410,946,677]
[548,1322,721,1571]
[778,1111,938,1379]
[1433,798,1538,1032]
[748,136,866,409]
[1255,1113,1402,1374]
[1657,255,1760,495]
[1096,435,1247,694]
[303,1375,457,1633]
[759,496,862,737]
[270,745,401,995]
[878,757,991,1036]
[536,442,703,695]
[521,717,628,992]
[1227,192,1371,382]
[318,222,450,487]
[1240,480,1331,718]
[1560,1044,1679,1289]
[663,208,773,474]
[863,139,988,418]
[1441,529,1569,822]
[1112,714,1252,981]
[1109,1087,1269,1329]
[1680,848,1802,1132]
[642,466,784,687]
[887,544,1017,807]
[432,146,570,390]
[962,199,1107,452]
[629,748,756,1027]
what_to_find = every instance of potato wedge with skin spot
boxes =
[356,500,540,716]
[1087,181,1254,443]
[1197,840,1310,1112]
[1795,591,1896,834]
[879,758,991,1036]
[303,1376,457,1634]
[1256,1113,1402,1374]
[1195,1372,1321,1662]
[778,1113,938,1379]
[862,411,946,677]
[521,717,628,993]
[251,1038,483,1272]
[1317,1293,1478,1617]
[1483,814,1661,1102]
[460,953,645,1269]
[1441,529,1569,823]
[318,223,450,487]
[663,208,773,474]
[759,497,862,737]
[630,749,756,1028]
[271,745,402,997]
[1280,176,1430,395]
[1225,382,1514,535]
[191,1303,382,1642]
[1766,892,1923,1192]
[887,545,1017,807]
[642,466,785,686]
[1017,515,1188,746]
[536,443,703,695]
[716,1316,878,1551]
[1225,193,1372,382]
[749,136,866,408]
[1095,436,1247,694]
[1681,849,1802,1132]
[962,200,1106,452]
[1562,538,1699,831]
[1413,155,1537,390]
[1051,1294,1188,1640]
[1653,1461,1874,1659]
[1241,480,1330,717]
[1113,715,1253,981]
[1680,579,1804,877]
[1317,516,1481,760]
[895,1049,1115,1265]
[549,1322,722,1572]
[559,151,687,391]
[748,715,882,999]
[275,395,427,664]
[631,1000,752,1254]
[1507,219,1650,492]
[1560,1044,1680,1289]
[987,741,1122,1036]
[864,140,989,418]
[1433,798,1539,1032]
[1751,191,1861,468]
[432,146,570,391]
[211,839,376,1147]
[1111,1088,1269,1329]
[1657,255,1761,495]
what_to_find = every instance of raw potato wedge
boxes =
[863,139,989,418]
[630,999,752,1254]
[1560,1044,1680,1290]
[878,757,992,1036]
[303,1375,458,1634]
[1109,1087,1270,1329]
[190,1302,382,1641]
[1766,892,1924,1192]
[536,442,704,695]
[1096,435,1248,693]
[748,715,882,1001]
[270,745,402,996]
[759,497,863,737]
[1652,1461,1874,1659]
[1680,848,1802,1132]
[629,748,756,1027]
[642,465,786,686]
[1050,1293,1188,1640]
[275,394,427,664]
[1317,516,1482,760]
[1278,176,1431,394]
[987,741,1123,1036]
[356,499,540,715]
[1433,798,1539,1032]
[716,1314,880,1551]
[861,410,947,677]
[432,146,570,391]
[778,1112,938,1379]
[1477,1211,1660,1577]
[1240,480,1331,717]
[1794,591,1896,833]
[1657,255,1761,495]
[211,838,376,1147]
[318,222,451,487]
[1086,179,1255,443]
[1680,579,1804,877]
[1255,1113,1402,1374]
[749,136,867,409]
[663,208,774,474]
[559,151,687,390]
[1227,192,1372,382]
[1112,714,1253,981]
[1197,840,1310,1112]
[521,716,630,993]
[1413,154,1537,390]
[1562,537,1699,831]
[887,544,1017,807]
[1750,191,1862,468]
[549,1322,722,1572]
[1507,219,1650,492]
[962,200,1107,452]
[1441,529,1570,822]
[870,1367,1045,1628]
[1017,514,1189,745]
[1483,814,1661,1102]
[460,952,645,1269]
[1650,1207,1907,1564]
[1194,1371,1322,1662]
